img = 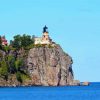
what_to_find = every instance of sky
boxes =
[0,0,100,82]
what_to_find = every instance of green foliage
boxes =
[0,54,30,83]
[47,44,54,48]
[16,72,22,83]
[2,45,10,52]
[15,59,24,71]
[0,60,8,80]
[21,73,30,81]
[16,71,30,83]
[11,34,34,49]
[0,36,2,44]
[21,34,33,48]
[34,44,43,48]
[12,35,21,49]
[9,46,16,51]
[0,34,32,82]
[7,55,14,62]
[24,44,34,50]
[7,55,16,73]
[10,40,13,46]
[0,52,3,59]
[0,36,2,50]
[34,44,54,48]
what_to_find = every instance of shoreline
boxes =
[0,83,92,88]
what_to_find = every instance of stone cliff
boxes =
[27,44,74,86]
[0,44,79,86]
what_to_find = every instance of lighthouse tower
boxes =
[42,25,50,43]
[34,25,52,45]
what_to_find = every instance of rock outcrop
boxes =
[0,44,79,86]
[81,82,90,86]
[27,44,74,86]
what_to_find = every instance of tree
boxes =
[12,35,22,49]
[0,36,2,49]
[11,34,34,49]
[2,46,10,52]
[15,58,24,71]
[0,60,8,80]
[21,34,33,48]
[16,72,22,83]
[7,55,16,73]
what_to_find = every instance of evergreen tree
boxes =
[0,60,8,80]
[0,36,2,49]
[12,34,34,49]
[12,35,21,49]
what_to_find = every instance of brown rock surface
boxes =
[82,82,90,86]
[0,44,79,86]
[27,44,74,86]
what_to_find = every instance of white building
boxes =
[34,26,52,45]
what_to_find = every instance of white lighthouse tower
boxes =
[34,26,52,45]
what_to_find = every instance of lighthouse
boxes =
[42,25,51,44]
[34,26,52,45]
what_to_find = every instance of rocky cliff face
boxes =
[0,44,79,86]
[27,45,74,86]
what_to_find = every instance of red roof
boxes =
[1,36,8,45]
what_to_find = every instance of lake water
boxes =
[0,82,100,100]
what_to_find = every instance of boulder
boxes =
[82,82,90,86]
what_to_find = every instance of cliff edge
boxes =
[0,44,79,86]
[27,44,74,86]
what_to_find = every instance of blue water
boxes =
[0,82,100,100]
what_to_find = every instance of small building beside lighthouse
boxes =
[34,26,52,45]
[1,36,8,46]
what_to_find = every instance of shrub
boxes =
[47,44,54,48]
[2,46,10,52]
[11,34,34,50]
[0,52,3,60]
[7,55,16,73]
[16,72,22,83]
[34,44,42,48]
[16,71,30,83]
[0,60,8,80]
[24,44,34,50]
[15,59,24,71]
[0,36,2,50]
